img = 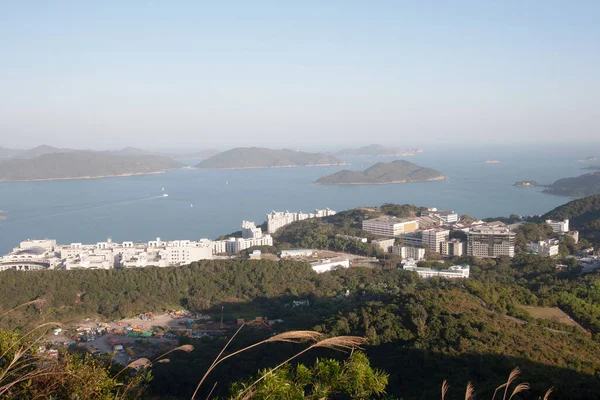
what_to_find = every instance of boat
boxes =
[190,203,193,208]
[162,193,169,197]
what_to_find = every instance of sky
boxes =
[0,1,599,151]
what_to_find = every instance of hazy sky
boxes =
[1,1,599,150]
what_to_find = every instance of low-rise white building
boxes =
[421,208,459,223]
[527,239,560,257]
[402,262,470,279]
[392,245,426,261]
[546,219,569,233]
[310,257,350,273]
[371,238,395,252]
[362,217,419,237]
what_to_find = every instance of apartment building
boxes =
[441,239,466,257]
[467,225,515,258]
[527,239,560,256]
[267,208,336,234]
[392,245,426,261]
[421,228,450,253]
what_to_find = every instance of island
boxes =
[0,151,183,181]
[578,156,597,162]
[513,180,539,188]
[315,160,445,185]
[543,172,600,197]
[196,147,346,169]
[336,144,420,157]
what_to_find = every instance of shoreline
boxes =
[197,163,350,170]
[0,169,178,183]
[315,176,447,185]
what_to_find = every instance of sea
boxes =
[0,144,595,255]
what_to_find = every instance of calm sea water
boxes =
[0,145,594,254]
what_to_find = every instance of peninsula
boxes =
[196,147,345,169]
[315,160,445,185]
[543,172,600,197]
[0,152,183,181]
[336,144,420,157]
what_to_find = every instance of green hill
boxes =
[0,151,183,181]
[543,194,600,242]
[543,172,600,197]
[196,147,345,169]
[315,160,445,185]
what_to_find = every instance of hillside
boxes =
[0,146,22,158]
[336,144,420,157]
[543,172,600,197]
[0,151,182,181]
[196,147,345,169]
[315,160,445,185]
[543,194,600,241]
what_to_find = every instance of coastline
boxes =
[197,163,350,170]
[0,169,177,183]
[315,175,447,185]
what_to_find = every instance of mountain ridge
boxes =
[196,147,346,169]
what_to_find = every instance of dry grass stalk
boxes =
[191,328,323,399]
[509,383,530,400]
[464,382,475,400]
[503,367,521,400]
[154,344,195,362]
[441,380,449,400]
[541,387,553,400]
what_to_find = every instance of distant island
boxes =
[485,160,500,164]
[315,160,445,185]
[336,144,421,157]
[513,180,540,188]
[196,147,346,169]
[578,156,597,162]
[0,151,183,181]
[543,172,600,197]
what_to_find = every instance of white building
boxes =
[267,208,336,234]
[441,239,466,257]
[527,239,560,257]
[372,238,396,252]
[309,257,350,273]
[421,208,459,223]
[281,249,317,258]
[421,228,450,253]
[546,219,569,233]
[226,235,274,254]
[164,241,213,265]
[362,217,419,237]
[402,262,470,279]
[467,225,515,258]
[242,221,263,239]
[392,245,426,261]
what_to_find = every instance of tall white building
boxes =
[226,235,274,254]
[242,221,263,239]
[267,209,336,234]
[421,228,450,253]
[546,219,569,233]
[467,225,515,258]
[441,239,466,257]
[362,217,419,237]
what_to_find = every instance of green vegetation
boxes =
[543,172,600,197]
[0,151,182,181]
[196,147,345,169]
[315,160,445,185]
[543,194,600,242]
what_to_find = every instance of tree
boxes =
[228,352,388,399]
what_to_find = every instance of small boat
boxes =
[162,193,169,197]
[225,181,229,185]
[190,203,194,208]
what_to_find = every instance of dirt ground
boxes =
[521,306,577,326]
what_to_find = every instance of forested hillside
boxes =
[3,256,600,398]
[543,194,600,242]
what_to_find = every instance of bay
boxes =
[0,144,593,255]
